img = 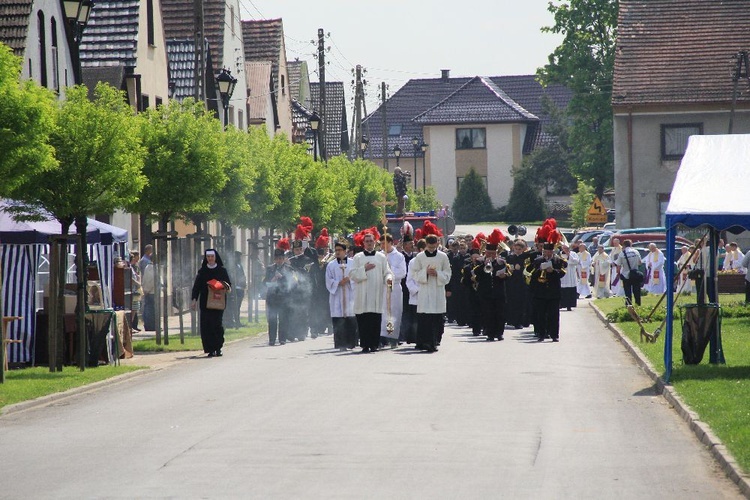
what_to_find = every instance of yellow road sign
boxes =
[587,196,606,216]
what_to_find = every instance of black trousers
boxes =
[480,297,505,339]
[267,301,289,344]
[533,296,560,339]
[622,278,642,306]
[356,312,382,350]
[400,304,417,343]
[332,317,358,349]
[746,280,750,304]
[416,313,443,349]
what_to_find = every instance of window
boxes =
[51,17,59,91]
[238,110,244,130]
[141,94,150,109]
[281,75,285,95]
[230,6,235,35]
[388,124,402,136]
[457,176,488,191]
[38,11,47,87]
[661,123,702,160]
[456,128,486,149]
[155,96,162,108]
[147,0,155,45]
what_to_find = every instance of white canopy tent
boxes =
[663,134,750,381]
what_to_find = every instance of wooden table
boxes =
[717,273,747,294]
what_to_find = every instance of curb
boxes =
[589,302,750,498]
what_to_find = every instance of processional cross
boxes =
[372,191,395,236]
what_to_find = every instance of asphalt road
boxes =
[0,304,742,499]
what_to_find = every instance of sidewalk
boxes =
[589,301,750,498]
[123,295,267,369]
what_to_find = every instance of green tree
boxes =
[571,179,596,228]
[406,186,442,213]
[315,155,357,235]
[264,134,304,231]
[452,169,494,223]
[241,126,282,231]
[10,83,146,229]
[136,98,226,229]
[505,166,547,222]
[538,0,618,197]
[0,43,57,196]
[211,127,256,227]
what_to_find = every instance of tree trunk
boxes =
[75,216,88,370]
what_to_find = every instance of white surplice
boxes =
[380,247,406,339]
[350,251,392,314]
[326,258,355,318]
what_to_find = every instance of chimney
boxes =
[441,69,450,82]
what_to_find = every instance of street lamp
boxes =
[360,136,369,159]
[421,142,429,193]
[309,112,321,162]
[393,144,401,168]
[215,68,237,130]
[412,136,419,191]
[63,0,94,84]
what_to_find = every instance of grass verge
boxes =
[0,365,143,411]
[1,316,268,411]
[132,316,267,352]
[594,294,750,474]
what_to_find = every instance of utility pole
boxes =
[351,65,363,160]
[193,0,205,101]
[317,28,327,161]
[381,82,388,171]
[729,51,750,134]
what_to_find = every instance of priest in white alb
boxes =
[591,246,611,298]
[350,231,392,353]
[645,243,667,295]
[410,226,451,352]
[326,240,357,350]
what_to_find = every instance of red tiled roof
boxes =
[242,19,283,91]
[613,0,750,108]
[161,0,226,70]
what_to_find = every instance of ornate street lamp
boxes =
[309,112,320,162]
[63,0,94,84]
[393,144,401,168]
[421,142,429,193]
[215,68,237,130]
[412,136,419,191]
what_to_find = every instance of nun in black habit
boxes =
[191,249,232,357]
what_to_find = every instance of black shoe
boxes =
[207,352,215,357]
[537,337,545,342]
[426,346,437,352]
[498,335,504,341]
[362,347,370,353]
[215,350,222,357]
[552,338,559,342]
[567,307,572,311]
[486,337,494,341]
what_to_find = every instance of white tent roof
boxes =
[666,134,750,230]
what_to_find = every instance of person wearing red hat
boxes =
[350,232,393,353]
[288,224,317,341]
[526,237,567,342]
[308,229,333,338]
[471,229,510,341]
[264,248,293,345]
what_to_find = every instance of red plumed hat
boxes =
[414,228,423,241]
[367,226,381,242]
[536,224,551,243]
[421,220,443,238]
[277,238,290,251]
[476,232,487,243]
[315,228,329,249]
[300,216,313,233]
[486,228,505,250]
[353,230,366,248]
[401,221,414,242]
[543,218,557,230]
[294,224,308,241]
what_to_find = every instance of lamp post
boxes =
[309,112,320,161]
[62,0,93,84]
[360,136,369,159]
[393,144,401,168]
[215,68,237,130]
[421,142,429,193]
[412,136,419,191]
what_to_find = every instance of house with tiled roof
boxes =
[310,81,349,159]
[245,60,275,137]
[287,59,312,145]
[362,71,571,208]
[162,0,248,129]
[78,0,170,111]
[242,18,292,138]
[0,0,76,96]
[613,0,750,228]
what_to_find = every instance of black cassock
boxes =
[191,264,232,354]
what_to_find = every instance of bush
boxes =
[453,168,494,223]
[505,167,546,222]
[570,180,596,228]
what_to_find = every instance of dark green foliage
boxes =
[452,169,494,223]
[505,167,547,222]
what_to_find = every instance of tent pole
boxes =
[664,224,676,383]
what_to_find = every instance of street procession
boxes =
[261,213,573,354]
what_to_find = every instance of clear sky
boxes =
[238,0,564,111]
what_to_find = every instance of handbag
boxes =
[623,250,644,284]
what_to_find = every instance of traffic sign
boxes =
[586,197,607,225]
